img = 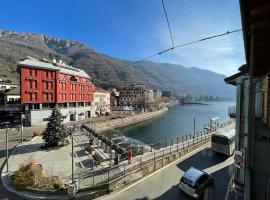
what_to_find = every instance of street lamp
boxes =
[68,124,75,184]
[3,121,10,173]
[193,116,196,136]
[67,124,78,197]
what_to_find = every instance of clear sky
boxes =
[0,0,245,76]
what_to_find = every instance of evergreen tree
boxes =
[42,109,68,147]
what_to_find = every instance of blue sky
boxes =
[0,0,245,76]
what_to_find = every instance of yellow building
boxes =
[94,87,110,115]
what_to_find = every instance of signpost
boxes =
[234,150,244,168]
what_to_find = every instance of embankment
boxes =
[89,108,167,133]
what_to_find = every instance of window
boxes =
[45,81,49,89]
[78,112,84,116]
[211,135,229,145]
[45,93,48,101]
[33,80,37,89]
[43,118,49,121]
[33,92,38,101]
[28,93,32,101]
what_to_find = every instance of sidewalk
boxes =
[0,127,113,199]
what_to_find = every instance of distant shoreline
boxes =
[181,102,210,105]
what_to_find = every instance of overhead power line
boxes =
[161,0,174,48]
[136,29,242,62]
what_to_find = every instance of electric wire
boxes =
[161,0,174,48]
[136,29,242,62]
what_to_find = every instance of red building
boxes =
[17,57,95,126]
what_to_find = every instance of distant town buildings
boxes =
[17,57,95,126]
[0,79,18,91]
[94,87,110,115]
[118,84,162,110]
[154,90,162,99]
[162,90,172,98]
[4,87,20,103]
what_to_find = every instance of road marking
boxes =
[96,142,211,200]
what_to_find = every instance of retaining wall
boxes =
[89,108,167,133]
[104,141,208,193]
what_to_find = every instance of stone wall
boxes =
[88,108,167,133]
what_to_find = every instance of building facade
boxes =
[17,58,95,126]
[119,84,151,109]
[0,80,18,91]
[225,1,270,199]
[4,87,20,103]
[94,87,110,115]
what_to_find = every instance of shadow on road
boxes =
[177,147,227,171]
[154,184,190,200]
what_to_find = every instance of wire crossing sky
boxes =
[137,29,242,62]
[0,0,245,76]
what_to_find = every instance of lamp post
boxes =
[69,124,75,184]
[20,113,25,143]
[4,121,10,173]
[193,116,196,136]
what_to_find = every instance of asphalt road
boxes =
[0,128,34,200]
[99,144,233,200]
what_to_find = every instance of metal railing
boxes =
[74,120,233,189]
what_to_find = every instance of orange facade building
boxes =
[17,58,95,126]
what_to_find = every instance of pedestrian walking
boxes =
[128,149,133,164]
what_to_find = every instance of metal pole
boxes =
[21,117,23,143]
[6,124,9,173]
[193,116,196,136]
[71,132,74,183]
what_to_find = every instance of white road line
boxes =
[96,142,210,200]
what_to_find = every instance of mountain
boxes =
[0,29,234,100]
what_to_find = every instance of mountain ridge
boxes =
[0,29,234,99]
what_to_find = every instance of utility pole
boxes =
[193,116,196,136]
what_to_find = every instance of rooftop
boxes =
[18,58,90,79]
[94,87,110,93]
[5,87,20,95]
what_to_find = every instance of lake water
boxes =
[104,101,235,145]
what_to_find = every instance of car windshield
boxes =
[181,176,193,187]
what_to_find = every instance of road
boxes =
[0,127,37,200]
[99,143,233,200]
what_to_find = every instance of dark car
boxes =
[179,167,213,199]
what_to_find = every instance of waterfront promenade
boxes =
[0,120,234,199]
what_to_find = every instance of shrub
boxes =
[11,158,43,188]
[53,179,66,191]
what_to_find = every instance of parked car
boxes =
[179,167,213,199]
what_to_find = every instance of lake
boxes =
[104,101,235,145]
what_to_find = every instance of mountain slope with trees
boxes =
[0,29,234,99]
